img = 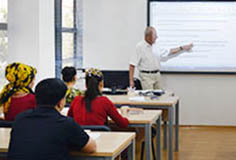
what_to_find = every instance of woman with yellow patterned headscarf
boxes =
[0,62,37,121]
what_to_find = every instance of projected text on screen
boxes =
[150,1,236,72]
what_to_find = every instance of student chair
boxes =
[134,78,142,90]
[0,120,13,128]
[80,125,111,131]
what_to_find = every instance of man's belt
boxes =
[140,70,160,74]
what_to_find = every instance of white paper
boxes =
[61,108,69,116]
[88,132,101,140]
[129,96,146,102]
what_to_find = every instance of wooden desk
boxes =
[109,110,162,160]
[0,128,136,160]
[106,93,179,160]
[0,128,10,154]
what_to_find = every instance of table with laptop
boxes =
[105,90,179,160]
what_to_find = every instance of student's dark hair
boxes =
[84,69,103,112]
[61,66,77,82]
[35,78,67,106]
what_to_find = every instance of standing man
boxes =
[129,26,193,89]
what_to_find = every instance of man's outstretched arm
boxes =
[170,43,193,55]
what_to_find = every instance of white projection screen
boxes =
[149,0,236,73]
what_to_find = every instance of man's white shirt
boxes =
[130,40,170,71]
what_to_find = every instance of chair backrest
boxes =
[81,125,111,131]
[134,78,142,90]
[0,120,13,128]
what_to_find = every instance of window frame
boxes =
[0,23,7,30]
[0,2,8,89]
[55,0,83,78]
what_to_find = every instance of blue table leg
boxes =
[168,107,173,160]
[156,115,161,160]
[145,124,152,160]
[175,101,179,151]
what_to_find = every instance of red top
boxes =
[68,96,129,128]
[4,94,37,121]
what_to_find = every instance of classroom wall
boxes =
[84,0,236,126]
[83,0,146,70]
[8,0,55,84]
[161,74,236,126]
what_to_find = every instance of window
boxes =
[55,0,83,78]
[0,0,7,23]
[0,0,8,89]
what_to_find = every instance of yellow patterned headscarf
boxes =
[85,68,103,78]
[0,62,37,114]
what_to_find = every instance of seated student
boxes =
[0,62,37,121]
[8,78,96,160]
[68,68,129,128]
[61,66,82,105]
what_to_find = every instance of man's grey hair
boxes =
[145,26,155,37]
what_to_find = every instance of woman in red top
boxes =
[68,68,128,128]
[0,62,37,121]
